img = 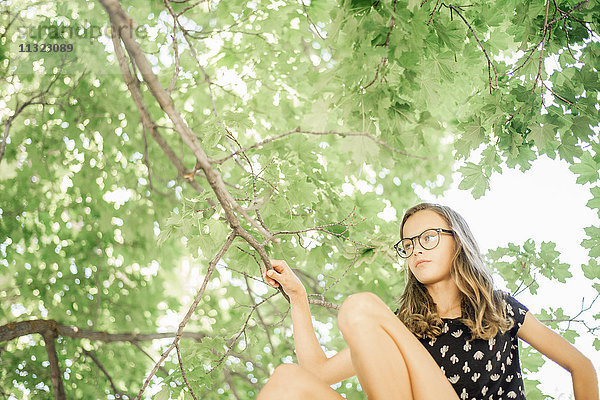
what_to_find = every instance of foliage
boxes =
[0,0,599,398]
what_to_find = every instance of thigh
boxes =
[338,292,460,400]
[259,363,346,400]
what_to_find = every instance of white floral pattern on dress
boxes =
[412,291,529,400]
[463,341,471,352]
[440,345,449,357]
[462,361,470,373]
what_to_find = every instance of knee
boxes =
[264,363,305,392]
[338,292,382,331]
[271,363,301,380]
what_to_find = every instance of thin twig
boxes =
[223,369,242,400]
[212,127,431,164]
[363,57,388,89]
[541,81,574,105]
[133,232,237,400]
[300,0,325,40]
[440,3,498,93]
[427,0,442,25]
[532,0,551,93]
[175,344,198,400]
[82,349,126,399]
[131,342,169,376]
[167,17,180,95]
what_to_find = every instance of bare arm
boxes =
[263,260,356,386]
[289,292,328,371]
[290,293,356,386]
[518,311,599,400]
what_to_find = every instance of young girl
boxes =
[257,202,598,400]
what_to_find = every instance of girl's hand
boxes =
[261,259,307,300]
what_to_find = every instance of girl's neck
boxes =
[426,281,462,319]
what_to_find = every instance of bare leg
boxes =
[257,363,345,400]
[338,292,460,400]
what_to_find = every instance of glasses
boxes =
[394,228,454,258]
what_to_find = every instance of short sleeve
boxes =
[502,291,529,334]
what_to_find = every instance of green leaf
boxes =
[527,123,558,153]
[345,134,380,166]
[505,144,537,172]
[587,186,600,216]
[324,224,350,239]
[154,386,171,400]
[557,131,583,163]
[458,162,490,199]
[301,98,331,131]
[581,225,600,258]
[569,152,600,184]
[581,259,600,280]
[456,118,486,158]
[570,116,594,142]
[0,159,18,180]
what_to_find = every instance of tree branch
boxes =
[362,0,398,89]
[532,0,551,93]
[212,127,432,164]
[109,24,208,197]
[82,349,127,399]
[223,369,242,400]
[134,232,237,400]
[175,344,198,400]
[0,66,64,163]
[162,0,218,117]
[42,331,66,400]
[440,3,498,93]
[0,319,208,343]
[103,0,277,244]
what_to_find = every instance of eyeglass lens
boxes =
[398,229,440,257]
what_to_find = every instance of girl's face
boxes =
[402,209,456,286]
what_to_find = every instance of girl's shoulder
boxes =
[494,289,529,332]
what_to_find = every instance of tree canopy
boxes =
[0,0,599,398]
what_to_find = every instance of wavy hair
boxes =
[394,202,513,340]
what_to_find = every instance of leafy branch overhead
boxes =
[0,0,599,399]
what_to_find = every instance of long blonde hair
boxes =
[394,202,513,340]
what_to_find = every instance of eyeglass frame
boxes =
[393,228,454,258]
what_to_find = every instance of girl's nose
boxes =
[412,241,425,253]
